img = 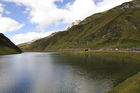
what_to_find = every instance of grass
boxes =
[107,72,140,93]
[0,46,19,55]
[0,33,22,55]
[76,51,140,61]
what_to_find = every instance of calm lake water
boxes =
[0,52,140,93]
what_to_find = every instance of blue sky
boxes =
[0,0,131,44]
[1,1,70,38]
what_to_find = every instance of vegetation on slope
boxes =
[74,51,140,61]
[19,0,140,52]
[0,33,22,55]
[107,72,140,93]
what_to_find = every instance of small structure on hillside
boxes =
[85,49,89,51]
[115,48,119,51]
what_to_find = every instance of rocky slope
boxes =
[0,33,22,55]
[19,0,140,52]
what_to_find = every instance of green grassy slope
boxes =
[0,33,22,55]
[107,72,140,93]
[19,0,140,51]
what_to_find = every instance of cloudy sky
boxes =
[0,0,131,44]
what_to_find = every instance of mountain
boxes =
[0,33,22,55]
[18,32,59,52]
[19,0,140,52]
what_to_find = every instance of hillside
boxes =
[107,72,140,93]
[19,0,140,52]
[0,33,22,55]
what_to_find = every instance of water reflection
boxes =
[0,52,139,93]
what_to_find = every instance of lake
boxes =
[0,52,140,93]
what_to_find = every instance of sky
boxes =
[0,0,132,44]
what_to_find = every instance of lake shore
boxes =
[61,51,140,61]
[107,72,140,93]
[60,51,140,93]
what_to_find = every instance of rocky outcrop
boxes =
[67,20,81,30]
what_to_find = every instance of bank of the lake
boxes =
[80,51,140,61]
[62,51,140,93]
[107,72,140,93]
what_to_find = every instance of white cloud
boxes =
[0,17,24,33]
[0,3,24,33]
[11,31,56,44]
[4,0,131,31]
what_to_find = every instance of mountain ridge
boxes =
[19,0,140,52]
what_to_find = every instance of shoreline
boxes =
[61,50,140,61]
[106,72,140,93]
[60,51,140,93]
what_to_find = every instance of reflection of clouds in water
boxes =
[0,55,17,92]
[0,54,32,93]
[29,61,112,93]
[0,52,113,93]
[56,69,112,93]
[3,75,32,93]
